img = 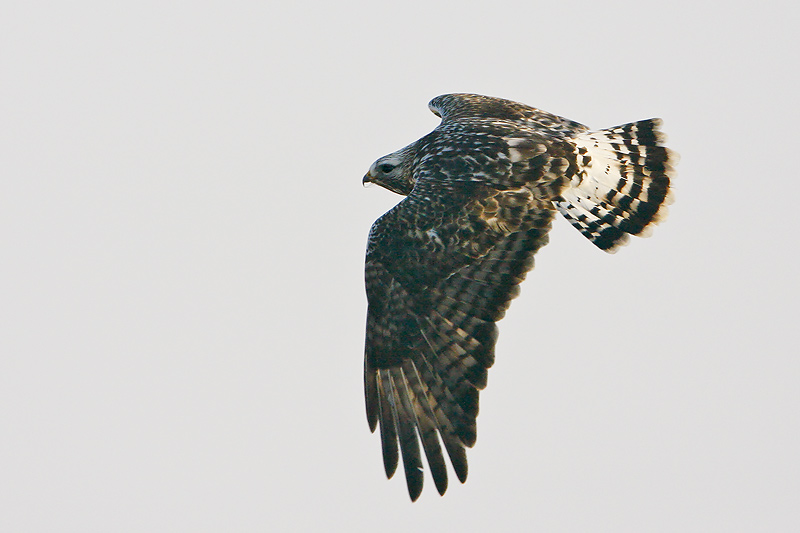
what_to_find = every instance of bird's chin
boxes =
[362,175,407,195]
[384,185,407,196]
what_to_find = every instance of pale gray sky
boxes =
[2,2,798,531]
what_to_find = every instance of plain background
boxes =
[2,2,798,531]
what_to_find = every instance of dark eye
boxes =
[379,164,395,174]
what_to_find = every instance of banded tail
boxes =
[556,119,677,252]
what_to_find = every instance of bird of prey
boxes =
[362,93,676,501]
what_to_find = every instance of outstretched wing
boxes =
[364,151,564,500]
[429,93,588,138]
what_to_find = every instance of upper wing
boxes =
[364,159,560,500]
[429,93,588,138]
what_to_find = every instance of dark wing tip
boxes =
[377,369,399,479]
[450,445,469,484]
[365,363,378,432]
[406,466,424,502]
[390,368,426,502]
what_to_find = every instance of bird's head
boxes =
[363,146,415,196]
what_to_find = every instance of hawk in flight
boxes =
[362,94,676,501]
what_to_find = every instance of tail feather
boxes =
[556,119,677,252]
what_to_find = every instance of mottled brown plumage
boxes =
[363,94,676,501]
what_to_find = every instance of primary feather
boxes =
[363,93,677,501]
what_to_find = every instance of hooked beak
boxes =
[362,171,373,187]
